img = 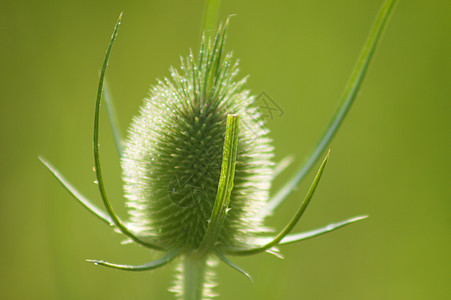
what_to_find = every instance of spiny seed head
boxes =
[121,22,274,251]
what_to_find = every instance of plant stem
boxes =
[184,254,208,300]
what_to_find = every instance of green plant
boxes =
[40,0,397,299]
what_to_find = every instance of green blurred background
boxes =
[1,0,450,299]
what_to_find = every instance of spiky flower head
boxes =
[121,21,274,252]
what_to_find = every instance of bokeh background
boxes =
[1,0,450,299]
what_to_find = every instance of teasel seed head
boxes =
[121,21,274,252]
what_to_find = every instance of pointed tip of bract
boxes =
[117,12,123,25]
[352,215,369,222]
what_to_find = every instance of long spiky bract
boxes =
[40,0,398,298]
[38,156,113,225]
[86,249,181,271]
[261,0,399,216]
[93,13,163,251]
[195,114,240,257]
[223,151,330,256]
